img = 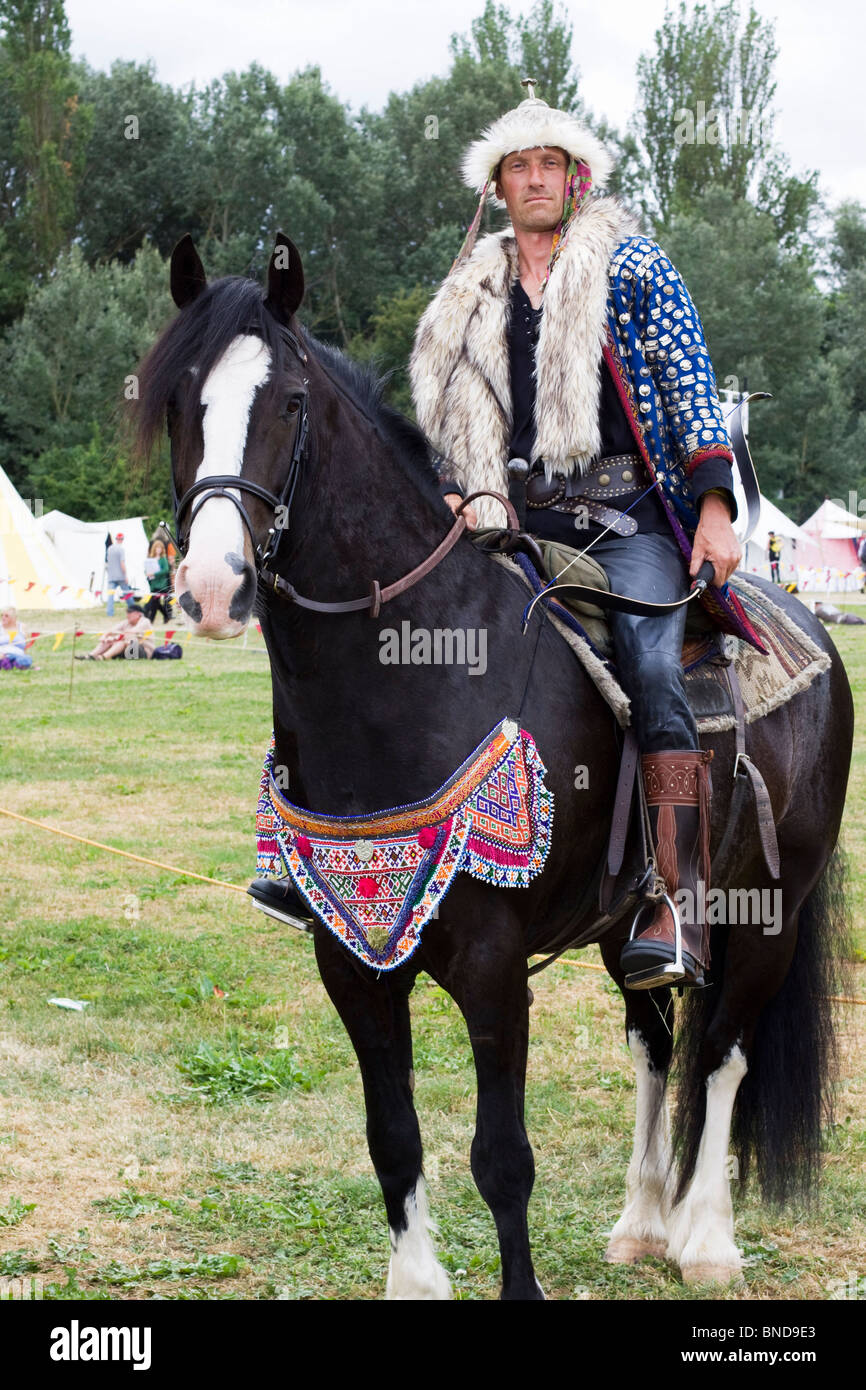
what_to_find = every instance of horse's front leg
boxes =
[432,904,542,1301]
[313,929,451,1300]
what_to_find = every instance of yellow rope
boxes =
[545,953,866,1004]
[0,807,248,894]
[2,806,865,1003]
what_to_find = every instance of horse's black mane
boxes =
[134,274,441,502]
[305,332,441,497]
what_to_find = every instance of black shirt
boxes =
[507,280,670,542]
[437,278,736,539]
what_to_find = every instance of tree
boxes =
[348,286,434,415]
[0,0,92,322]
[0,241,174,503]
[659,185,842,518]
[822,201,866,510]
[633,0,817,243]
[73,58,199,263]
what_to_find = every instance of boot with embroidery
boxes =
[620,749,713,990]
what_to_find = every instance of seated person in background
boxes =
[0,605,32,668]
[77,604,155,660]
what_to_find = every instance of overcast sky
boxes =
[65,0,861,208]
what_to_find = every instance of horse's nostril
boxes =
[178,590,203,623]
[229,557,257,621]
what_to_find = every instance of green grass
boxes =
[0,609,863,1300]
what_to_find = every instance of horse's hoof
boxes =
[605,1236,667,1264]
[681,1261,743,1286]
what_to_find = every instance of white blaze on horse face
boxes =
[174,334,271,637]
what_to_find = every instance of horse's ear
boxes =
[265,232,304,324]
[170,234,207,309]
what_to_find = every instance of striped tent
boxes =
[0,465,98,610]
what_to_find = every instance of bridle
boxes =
[166,320,729,622]
[167,318,503,619]
[170,324,310,570]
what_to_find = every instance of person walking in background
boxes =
[767,530,782,583]
[105,532,129,617]
[143,538,172,623]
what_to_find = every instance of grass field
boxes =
[0,609,863,1302]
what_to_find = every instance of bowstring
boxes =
[521,479,658,631]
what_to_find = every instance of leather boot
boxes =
[620,749,713,990]
[247,877,315,932]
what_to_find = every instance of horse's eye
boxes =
[285,398,300,416]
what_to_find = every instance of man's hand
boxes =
[444,492,478,530]
[690,492,741,588]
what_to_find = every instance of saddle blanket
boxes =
[501,552,831,733]
[255,716,553,971]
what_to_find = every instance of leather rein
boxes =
[169,325,763,621]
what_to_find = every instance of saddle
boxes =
[469,529,832,970]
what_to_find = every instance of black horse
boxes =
[133,233,853,1299]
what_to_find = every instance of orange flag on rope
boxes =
[52,632,64,651]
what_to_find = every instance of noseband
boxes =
[170,325,310,569]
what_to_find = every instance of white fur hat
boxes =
[462,94,614,203]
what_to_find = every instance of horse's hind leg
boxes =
[665,885,794,1286]
[313,930,451,1300]
[601,940,677,1264]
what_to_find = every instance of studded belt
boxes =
[526,453,646,537]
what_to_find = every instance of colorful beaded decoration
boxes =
[255,717,554,971]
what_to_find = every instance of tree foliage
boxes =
[0,0,860,531]
[633,0,818,243]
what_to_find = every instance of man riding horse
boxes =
[251,81,765,992]
[408,82,755,991]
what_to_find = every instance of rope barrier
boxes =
[545,953,866,1005]
[1,806,864,1003]
[0,807,248,894]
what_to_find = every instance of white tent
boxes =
[801,498,866,540]
[37,511,150,595]
[731,479,809,583]
[0,467,98,610]
[794,499,865,587]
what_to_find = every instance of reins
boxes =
[167,320,729,620]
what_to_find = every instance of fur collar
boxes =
[410,196,642,527]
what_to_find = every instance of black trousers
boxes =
[143,593,172,624]
[589,530,699,753]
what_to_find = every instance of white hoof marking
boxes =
[385,1178,452,1300]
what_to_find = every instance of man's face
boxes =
[494,146,569,233]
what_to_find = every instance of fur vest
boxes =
[410,196,641,528]
[409,199,767,652]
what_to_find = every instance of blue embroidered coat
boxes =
[410,206,764,651]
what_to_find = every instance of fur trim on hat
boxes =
[462,98,615,203]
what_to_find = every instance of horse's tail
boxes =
[672,844,853,1205]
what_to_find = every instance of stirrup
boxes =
[247,879,314,934]
[623,892,686,990]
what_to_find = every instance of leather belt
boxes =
[526,454,646,538]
